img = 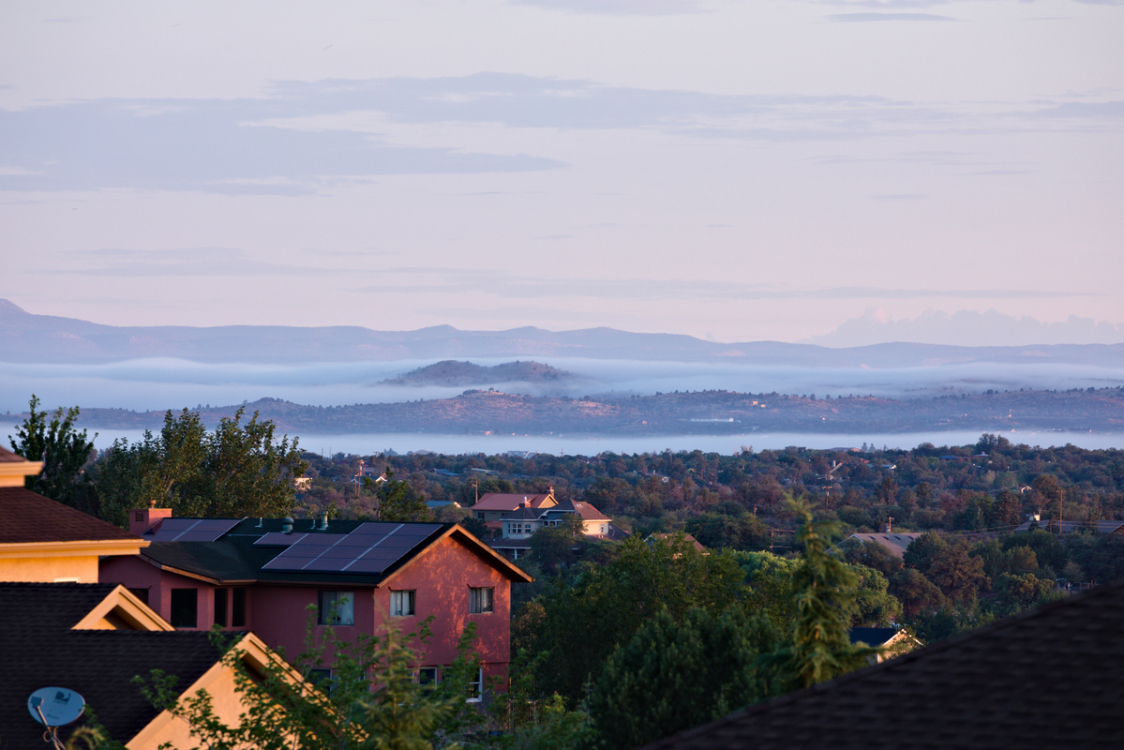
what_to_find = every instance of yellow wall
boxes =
[0,555,100,583]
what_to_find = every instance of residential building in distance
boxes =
[489,498,626,561]
[470,488,557,529]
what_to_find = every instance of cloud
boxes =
[806,308,1124,347]
[0,95,565,195]
[2,73,1119,193]
[514,0,706,14]
[54,248,367,278]
[351,268,1085,304]
[827,12,955,21]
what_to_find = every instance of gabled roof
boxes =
[848,627,900,648]
[847,532,922,558]
[0,486,146,551]
[471,492,554,512]
[643,578,1124,750]
[556,499,610,522]
[0,445,43,487]
[500,506,544,521]
[137,518,532,586]
[0,583,222,747]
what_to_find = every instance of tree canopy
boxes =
[94,408,307,526]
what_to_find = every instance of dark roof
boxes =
[643,579,1124,750]
[848,627,899,647]
[0,583,223,748]
[0,487,142,545]
[138,518,527,585]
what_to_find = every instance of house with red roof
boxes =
[470,488,557,529]
[0,447,147,583]
[100,508,533,701]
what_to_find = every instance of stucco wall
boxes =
[0,554,99,582]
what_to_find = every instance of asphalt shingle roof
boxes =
[643,578,1124,750]
[0,487,141,545]
[0,584,224,749]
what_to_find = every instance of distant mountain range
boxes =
[4,299,1124,368]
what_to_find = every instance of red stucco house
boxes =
[100,509,532,701]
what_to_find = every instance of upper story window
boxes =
[170,588,198,628]
[318,591,355,626]
[469,587,494,614]
[391,589,416,617]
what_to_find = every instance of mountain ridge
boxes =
[3,299,1123,368]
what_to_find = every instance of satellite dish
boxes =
[28,687,86,727]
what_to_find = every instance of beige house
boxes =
[0,447,147,583]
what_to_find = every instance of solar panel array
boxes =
[254,532,308,547]
[261,523,443,574]
[144,518,242,543]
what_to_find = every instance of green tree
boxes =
[586,608,777,750]
[516,535,751,705]
[94,408,307,526]
[125,613,485,750]
[766,502,875,691]
[368,470,434,522]
[684,512,769,551]
[8,394,98,513]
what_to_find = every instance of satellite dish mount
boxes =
[28,687,86,750]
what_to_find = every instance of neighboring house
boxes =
[470,489,557,528]
[489,498,625,561]
[0,582,291,750]
[845,532,923,559]
[646,533,707,553]
[848,626,922,663]
[0,447,147,583]
[100,509,533,700]
[642,579,1124,750]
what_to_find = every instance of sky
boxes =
[2,0,1122,346]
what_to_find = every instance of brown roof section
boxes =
[0,487,142,545]
[0,446,28,463]
[643,578,1124,750]
[472,492,554,512]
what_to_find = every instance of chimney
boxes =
[885,516,893,534]
[130,506,173,537]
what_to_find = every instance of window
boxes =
[417,667,438,686]
[171,588,198,628]
[318,591,355,625]
[231,587,247,627]
[128,587,149,606]
[467,667,483,703]
[308,668,334,694]
[391,590,416,617]
[214,588,228,627]
[469,587,494,614]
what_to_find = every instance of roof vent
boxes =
[282,517,294,534]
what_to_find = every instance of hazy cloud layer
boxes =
[2,74,1119,194]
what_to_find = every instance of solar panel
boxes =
[263,523,443,574]
[254,532,308,547]
[144,518,241,543]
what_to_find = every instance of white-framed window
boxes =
[467,667,483,703]
[417,666,438,686]
[318,591,355,625]
[391,589,416,617]
[469,587,494,614]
